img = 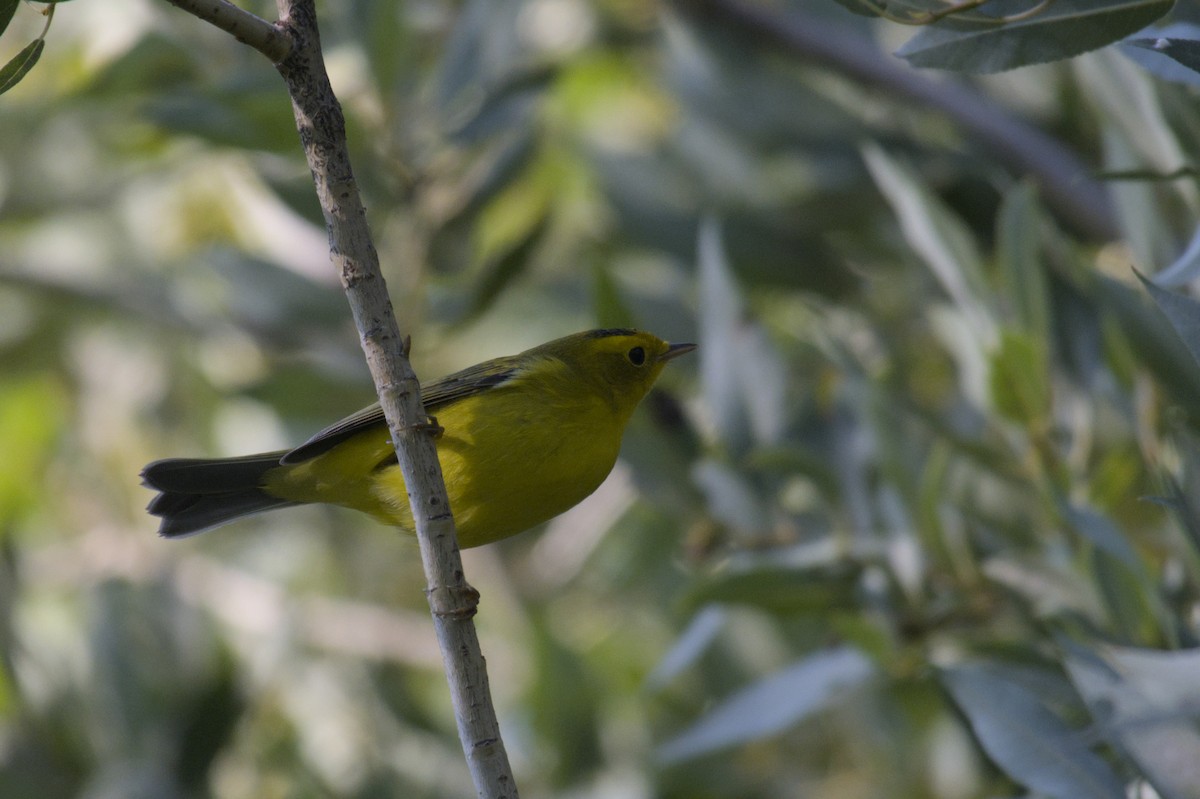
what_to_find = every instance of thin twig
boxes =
[157,0,518,795]
[672,0,1118,242]
[162,0,291,62]
[36,2,56,38]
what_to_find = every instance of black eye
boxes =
[627,346,646,366]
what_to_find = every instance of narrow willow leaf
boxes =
[1097,276,1200,417]
[829,0,881,17]
[465,213,549,319]
[1090,548,1158,641]
[1106,646,1200,712]
[943,665,1126,799]
[1065,646,1200,799]
[1137,272,1200,370]
[996,182,1049,339]
[1150,223,1200,288]
[680,560,861,616]
[692,458,770,534]
[1122,23,1200,87]
[1061,503,1140,567]
[981,555,1102,619]
[864,146,997,407]
[989,330,1049,426]
[644,605,726,690]
[697,216,750,451]
[434,0,492,109]
[1128,36,1200,76]
[591,264,637,331]
[861,144,995,344]
[658,648,873,763]
[1152,471,1200,558]
[696,217,789,452]
[0,0,19,39]
[0,39,44,96]
[897,0,1175,74]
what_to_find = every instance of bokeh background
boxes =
[4,1,1200,797]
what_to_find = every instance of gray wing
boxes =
[279,357,521,464]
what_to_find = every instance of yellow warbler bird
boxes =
[142,329,694,547]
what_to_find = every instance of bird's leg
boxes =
[406,414,443,439]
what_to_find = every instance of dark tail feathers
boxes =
[141,452,299,538]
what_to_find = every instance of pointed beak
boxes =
[660,341,697,362]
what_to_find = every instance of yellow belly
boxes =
[263,385,624,547]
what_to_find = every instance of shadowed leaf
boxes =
[0,39,43,96]
[658,648,873,763]
[898,0,1174,73]
[944,664,1126,799]
[0,0,18,39]
[1128,36,1200,76]
[1138,272,1200,370]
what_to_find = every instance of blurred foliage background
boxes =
[5,0,1200,797]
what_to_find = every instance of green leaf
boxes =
[529,615,602,784]
[861,143,996,345]
[445,65,553,145]
[591,264,637,332]
[142,86,296,152]
[1090,548,1160,642]
[1149,471,1200,558]
[696,217,789,453]
[996,182,1049,339]
[436,131,537,233]
[434,0,504,110]
[83,33,197,97]
[828,0,882,17]
[943,664,1126,799]
[692,458,768,535]
[1122,23,1200,87]
[897,0,1175,74]
[1137,272,1200,370]
[1065,645,1200,799]
[1149,223,1200,287]
[697,216,749,453]
[0,375,65,522]
[1085,80,1180,268]
[1097,276,1200,420]
[645,605,726,690]
[680,556,861,616]
[0,39,43,97]
[1128,36,1200,76]
[658,648,874,763]
[463,213,549,321]
[1061,503,1140,568]
[0,0,18,39]
[981,555,1104,619]
[989,330,1049,426]
[175,657,244,789]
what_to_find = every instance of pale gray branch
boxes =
[159,0,518,794]
[163,0,291,63]
[270,1,517,796]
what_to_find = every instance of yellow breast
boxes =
[266,362,627,548]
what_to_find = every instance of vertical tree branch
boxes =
[160,0,517,795]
